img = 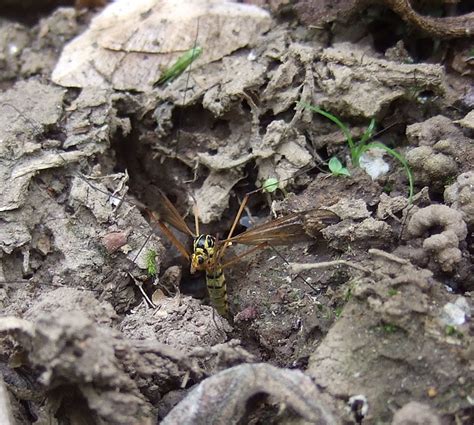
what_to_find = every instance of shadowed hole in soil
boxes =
[365,2,473,61]
[0,1,75,25]
[173,103,225,135]
[53,386,97,423]
[240,393,275,424]
[366,6,408,53]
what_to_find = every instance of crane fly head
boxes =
[190,234,217,273]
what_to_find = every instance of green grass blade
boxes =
[360,118,376,145]
[299,103,357,163]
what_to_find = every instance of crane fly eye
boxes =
[198,256,204,265]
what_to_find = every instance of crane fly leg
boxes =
[217,193,250,262]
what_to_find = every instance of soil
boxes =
[0,1,473,424]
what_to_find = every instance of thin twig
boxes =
[368,248,409,265]
[128,272,156,308]
[289,260,369,274]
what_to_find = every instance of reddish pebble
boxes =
[234,306,258,322]
[101,231,128,253]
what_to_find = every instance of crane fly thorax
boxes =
[191,234,217,273]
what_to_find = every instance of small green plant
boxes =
[445,325,464,339]
[300,103,414,201]
[344,282,355,302]
[443,175,456,187]
[145,249,158,277]
[262,177,280,193]
[261,177,289,198]
[382,181,394,194]
[388,288,399,296]
[328,157,350,177]
[382,323,399,333]
[156,46,203,85]
[334,306,343,318]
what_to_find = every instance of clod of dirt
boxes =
[328,217,393,250]
[392,401,441,425]
[162,363,339,425]
[0,221,31,256]
[64,87,131,149]
[282,169,382,213]
[194,170,243,224]
[0,79,129,213]
[24,287,117,326]
[312,42,443,118]
[120,297,231,352]
[325,198,371,220]
[314,197,394,250]
[0,171,164,318]
[406,115,465,146]
[52,0,272,91]
[406,146,457,187]
[405,204,468,273]
[321,201,393,251]
[444,171,474,226]
[0,80,65,211]
[405,115,474,176]
[0,312,155,425]
[0,8,80,83]
[295,0,363,26]
[0,22,30,81]
[1,307,248,424]
[307,254,473,422]
[23,8,79,77]
[376,188,430,220]
[131,16,444,223]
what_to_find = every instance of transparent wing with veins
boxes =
[212,208,340,270]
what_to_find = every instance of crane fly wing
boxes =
[145,189,195,237]
[222,208,340,246]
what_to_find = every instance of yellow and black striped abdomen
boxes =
[206,267,228,316]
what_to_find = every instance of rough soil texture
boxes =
[0,1,473,424]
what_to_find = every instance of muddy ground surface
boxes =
[0,1,473,424]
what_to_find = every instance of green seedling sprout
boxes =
[261,177,288,198]
[145,249,158,277]
[262,177,279,193]
[328,157,350,177]
[156,46,203,86]
[334,306,343,318]
[382,323,399,333]
[300,103,414,201]
[445,325,464,339]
